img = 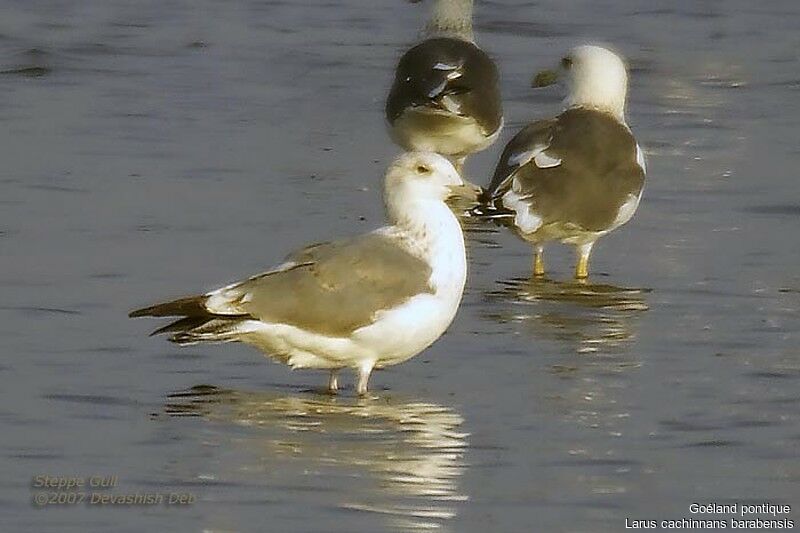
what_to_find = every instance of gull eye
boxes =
[416,164,431,175]
[561,56,573,69]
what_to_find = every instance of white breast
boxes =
[243,202,467,371]
[353,203,467,367]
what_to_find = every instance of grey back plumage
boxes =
[130,233,434,340]
[484,108,645,232]
[386,37,502,136]
[236,234,433,336]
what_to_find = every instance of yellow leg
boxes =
[533,246,545,277]
[574,242,594,280]
[575,256,589,279]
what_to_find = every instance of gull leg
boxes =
[533,245,545,277]
[451,156,466,176]
[575,242,594,280]
[356,361,375,396]
[327,370,339,394]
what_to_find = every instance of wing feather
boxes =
[483,109,646,233]
[205,234,434,337]
[386,38,502,134]
[483,118,557,200]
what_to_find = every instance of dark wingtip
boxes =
[476,186,492,204]
[127,296,207,319]
[149,322,172,336]
[468,191,515,220]
[148,316,211,337]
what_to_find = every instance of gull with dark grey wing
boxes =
[386,0,502,174]
[131,153,468,396]
[474,45,646,280]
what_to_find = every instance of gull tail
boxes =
[130,296,251,345]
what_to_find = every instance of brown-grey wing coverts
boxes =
[485,108,645,232]
[131,234,434,338]
[240,234,434,336]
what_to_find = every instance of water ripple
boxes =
[164,386,469,531]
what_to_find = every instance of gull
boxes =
[475,45,646,279]
[386,0,502,174]
[130,152,468,396]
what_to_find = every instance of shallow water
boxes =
[2,1,799,531]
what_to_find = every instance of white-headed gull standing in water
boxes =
[476,45,646,280]
[131,152,469,396]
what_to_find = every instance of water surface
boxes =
[1,1,799,531]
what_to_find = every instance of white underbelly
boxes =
[352,291,461,368]
[390,111,500,157]
[241,289,460,370]
[242,322,363,369]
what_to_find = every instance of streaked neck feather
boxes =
[563,93,626,124]
[423,0,474,41]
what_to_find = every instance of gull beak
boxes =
[531,68,559,88]
[447,180,481,203]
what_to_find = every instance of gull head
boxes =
[385,152,464,206]
[534,45,628,121]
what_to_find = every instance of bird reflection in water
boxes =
[486,277,650,355]
[165,386,469,531]
[484,279,650,498]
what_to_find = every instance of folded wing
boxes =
[481,108,645,233]
[130,233,434,342]
[386,37,502,136]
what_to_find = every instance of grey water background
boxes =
[1,0,799,531]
